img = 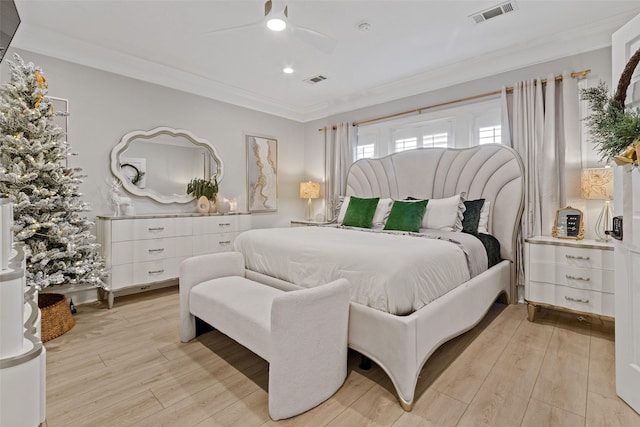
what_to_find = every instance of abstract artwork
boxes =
[246,135,278,212]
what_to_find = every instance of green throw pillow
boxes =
[384,199,428,232]
[342,196,380,228]
[462,199,485,234]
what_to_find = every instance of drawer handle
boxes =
[148,227,165,231]
[148,248,165,253]
[148,269,164,274]
[565,254,590,260]
[219,240,231,245]
[565,275,590,282]
[218,223,231,227]
[565,296,589,304]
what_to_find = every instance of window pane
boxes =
[395,137,418,152]
[422,133,448,148]
[356,144,375,160]
[479,126,501,145]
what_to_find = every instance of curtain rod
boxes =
[317,69,590,131]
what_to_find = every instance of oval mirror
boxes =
[552,206,584,240]
[110,127,224,204]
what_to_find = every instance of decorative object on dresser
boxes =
[525,236,613,322]
[97,213,251,308]
[581,167,614,241]
[299,181,320,221]
[247,134,278,212]
[187,177,219,213]
[111,127,224,204]
[552,206,584,240]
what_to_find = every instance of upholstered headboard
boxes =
[345,145,524,262]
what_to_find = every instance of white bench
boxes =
[179,252,351,421]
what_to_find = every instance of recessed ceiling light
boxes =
[267,17,287,31]
[283,67,294,74]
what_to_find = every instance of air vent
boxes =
[304,75,328,84]
[470,1,517,24]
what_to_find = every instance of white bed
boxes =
[237,145,524,410]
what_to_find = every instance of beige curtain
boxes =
[324,122,355,221]
[502,73,580,301]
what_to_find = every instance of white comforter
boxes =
[233,226,486,315]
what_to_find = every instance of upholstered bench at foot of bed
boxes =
[179,251,351,421]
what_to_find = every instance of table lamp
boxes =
[581,168,614,241]
[299,181,320,221]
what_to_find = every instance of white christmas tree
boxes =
[0,54,105,289]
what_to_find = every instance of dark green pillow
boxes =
[342,196,379,228]
[384,200,428,232]
[462,199,485,234]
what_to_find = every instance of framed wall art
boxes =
[246,134,278,212]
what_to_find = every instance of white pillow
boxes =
[337,196,393,227]
[421,194,465,231]
[478,201,491,234]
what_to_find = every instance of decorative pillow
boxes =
[478,201,491,234]
[421,194,465,231]
[342,196,379,228]
[462,199,485,234]
[372,198,393,227]
[384,199,428,232]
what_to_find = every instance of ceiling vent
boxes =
[470,1,517,24]
[304,75,328,84]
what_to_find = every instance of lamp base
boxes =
[305,198,313,221]
[595,200,613,242]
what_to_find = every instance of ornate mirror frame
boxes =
[110,127,224,204]
[552,206,584,240]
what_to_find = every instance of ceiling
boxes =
[11,1,640,122]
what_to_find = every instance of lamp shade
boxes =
[299,181,320,199]
[581,168,613,200]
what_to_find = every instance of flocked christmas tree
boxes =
[0,54,105,289]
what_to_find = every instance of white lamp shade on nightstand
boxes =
[581,168,614,241]
[300,181,320,221]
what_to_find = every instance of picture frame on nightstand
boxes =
[552,206,584,240]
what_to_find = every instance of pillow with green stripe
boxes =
[342,196,379,228]
[383,199,428,232]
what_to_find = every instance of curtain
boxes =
[324,122,355,221]
[502,73,580,301]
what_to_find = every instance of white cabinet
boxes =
[525,236,614,320]
[97,214,251,307]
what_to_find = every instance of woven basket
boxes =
[38,293,75,342]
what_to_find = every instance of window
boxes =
[357,98,502,160]
[395,137,417,152]
[478,126,501,144]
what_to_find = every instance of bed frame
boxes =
[246,145,524,410]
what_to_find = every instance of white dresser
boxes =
[97,213,251,308]
[524,236,614,321]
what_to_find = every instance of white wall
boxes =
[1,48,306,230]
[304,47,614,239]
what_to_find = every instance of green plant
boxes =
[187,177,218,200]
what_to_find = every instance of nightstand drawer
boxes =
[529,244,613,270]
[527,281,614,317]
[528,262,614,293]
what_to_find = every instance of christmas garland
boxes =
[581,48,640,167]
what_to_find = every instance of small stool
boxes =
[179,252,351,420]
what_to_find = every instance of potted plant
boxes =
[187,177,218,213]
[581,48,640,167]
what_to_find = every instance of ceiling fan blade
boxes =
[202,19,264,36]
[289,24,337,55]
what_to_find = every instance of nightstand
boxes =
[290,220,332,227]
[524,236,614,321]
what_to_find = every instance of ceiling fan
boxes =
[204,0,337,54]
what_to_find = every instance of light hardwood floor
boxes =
[42,287,639,427]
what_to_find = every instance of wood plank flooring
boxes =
[42,287,640,427]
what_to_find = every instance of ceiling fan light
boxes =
[267,17,286,31]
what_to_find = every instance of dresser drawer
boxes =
[133,257,185,285]
[112,217,193,242]
[192,232,237,255]
[529,244,613,270]
[527,281,614,317]
[528,262,614,293]
[192,216,237,234]
[111,236,192,265]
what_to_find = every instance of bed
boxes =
[235,145,524,410]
